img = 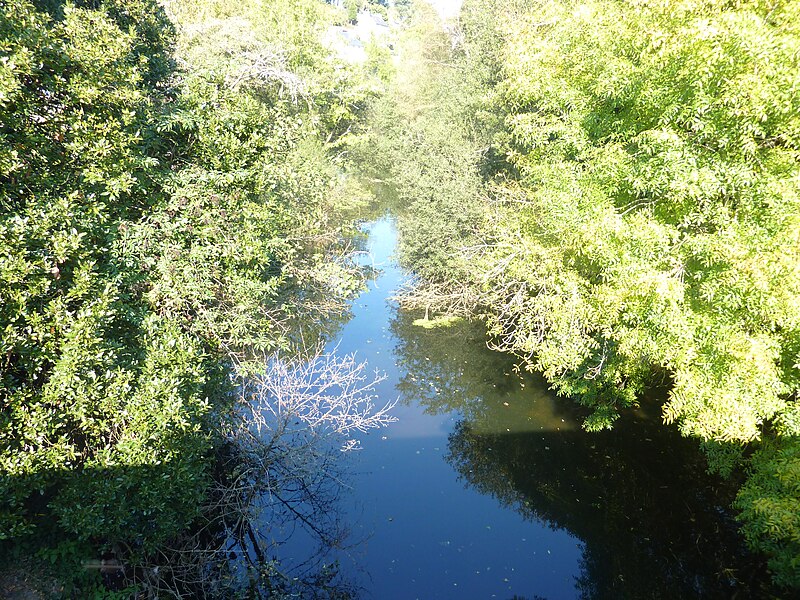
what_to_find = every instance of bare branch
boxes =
[122,347,393,598]
[225,49,307,102]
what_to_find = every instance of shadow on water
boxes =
[0,430,363,598]
[390,310,776,599]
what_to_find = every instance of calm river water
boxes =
[292,215,772,599]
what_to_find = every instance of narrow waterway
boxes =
[301,214,771,599]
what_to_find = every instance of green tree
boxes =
[1,0,381,592]
[379,0,800,587]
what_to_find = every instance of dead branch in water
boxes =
[126,347,395,599]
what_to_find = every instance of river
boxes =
[286,214,773,599]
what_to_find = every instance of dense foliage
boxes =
[367,0,800,588]
[1,0,379,593]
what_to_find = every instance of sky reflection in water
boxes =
[330,217,584,599]
[301,215,771,599]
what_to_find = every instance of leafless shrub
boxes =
[170,13,307,101]
[126,348,395,599]
[246,349,396,450]
[225,49,307,101]
[392,277,482,320]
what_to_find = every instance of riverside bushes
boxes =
[370,0,800,588]
[1,0,379,593]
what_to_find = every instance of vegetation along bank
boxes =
[361,0,800,591]
[1,0,393,595]
[2,0,800,595]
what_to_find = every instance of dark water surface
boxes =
[307,216,771,599]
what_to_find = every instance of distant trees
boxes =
[371,0,800,588]
[341,0,389,24]
[345,0,360,23]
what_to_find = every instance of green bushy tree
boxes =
[1,0,379,592]
[0,0,202,543]
[381,0,800,587]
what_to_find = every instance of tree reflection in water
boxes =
[391,311,775,599]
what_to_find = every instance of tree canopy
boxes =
[368,0,800,587]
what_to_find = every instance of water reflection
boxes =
[393,310,579,434]
[390,312,775,598]
[328,218,582,599]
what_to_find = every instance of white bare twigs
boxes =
[244,347,396,450]
[127,347,394,598]
[225,49,307,101]
[392,278,481,319]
